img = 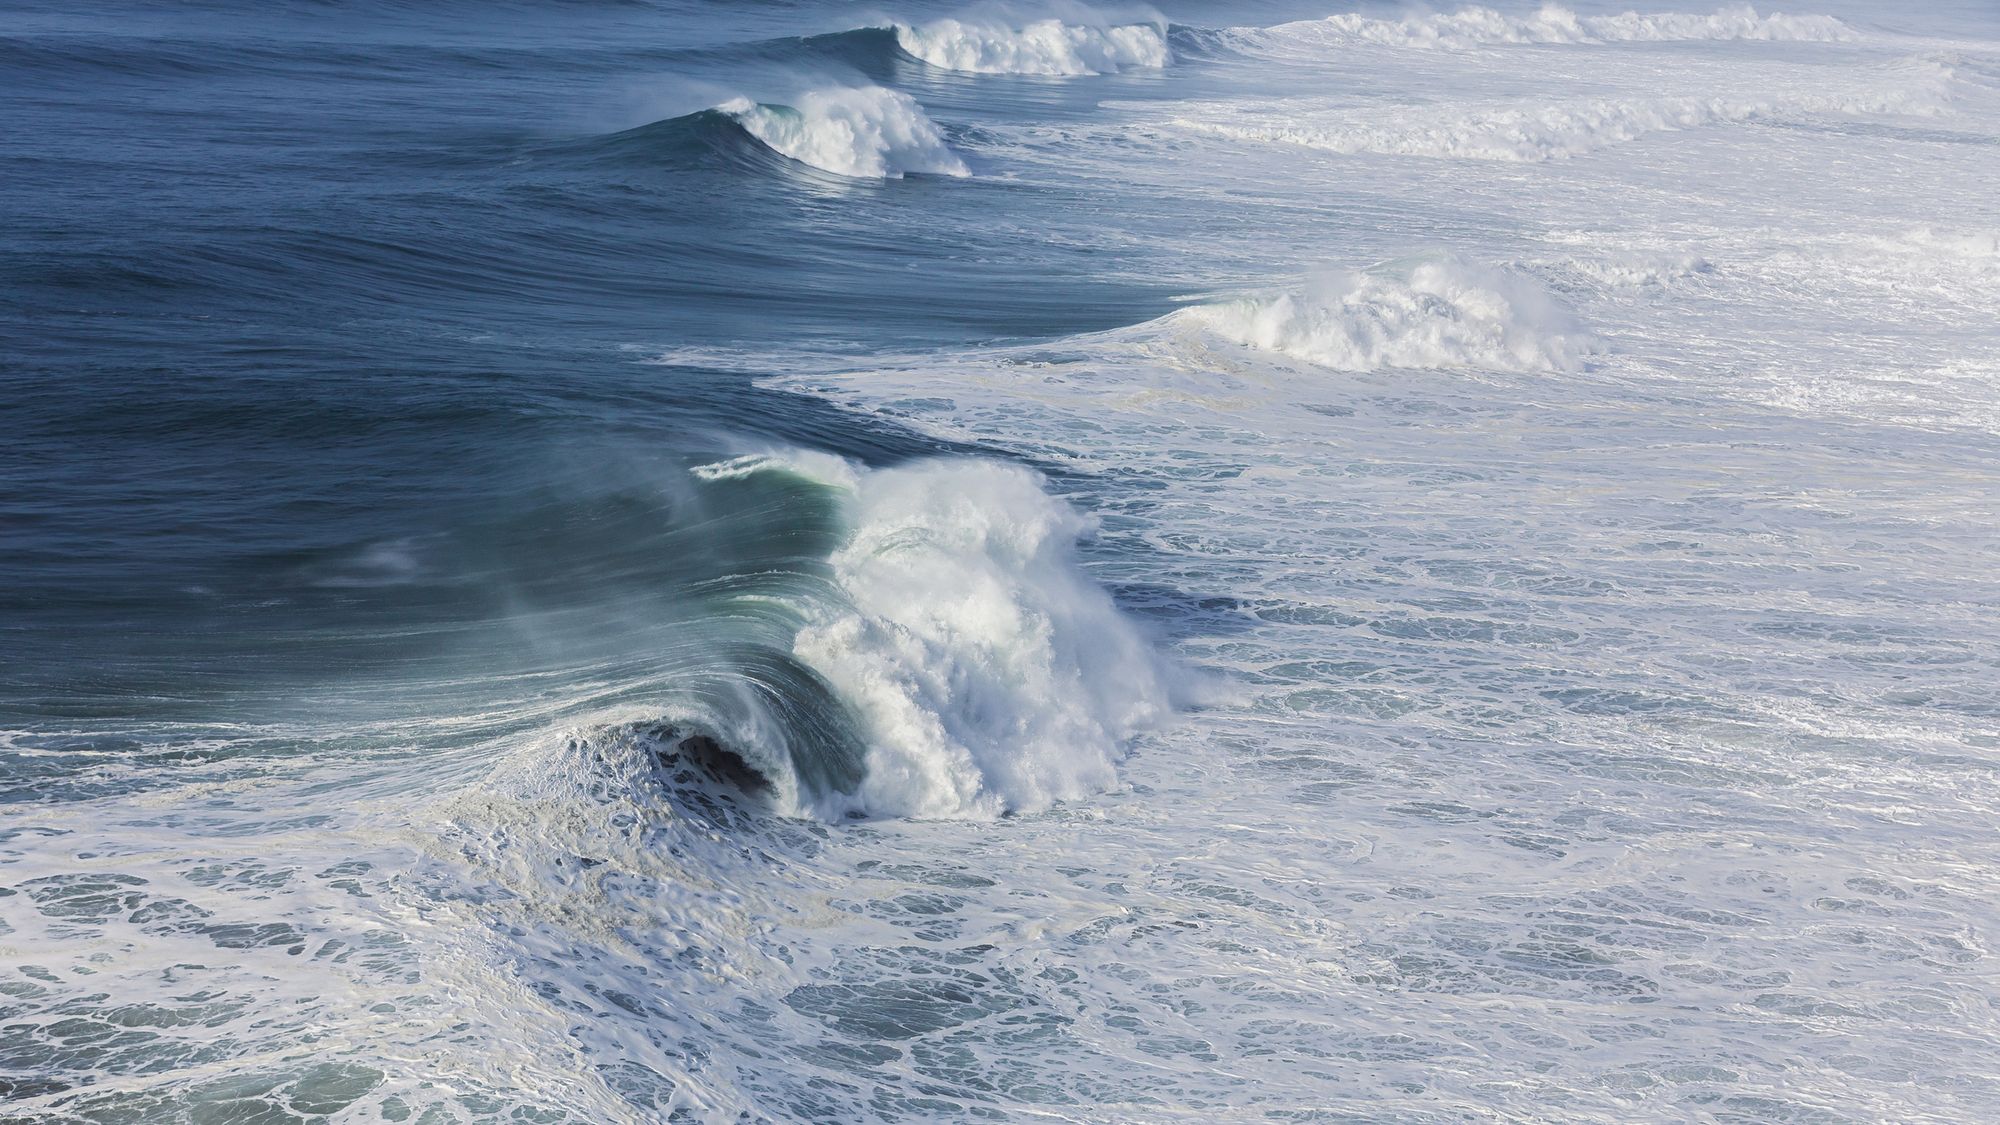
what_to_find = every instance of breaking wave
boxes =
[1229,3,1857,56]
[721,87,969,178]
[1173,255,1599,374]
[891,15,1170,75]
[1876,224,2000,264]
[660,452,1175,821]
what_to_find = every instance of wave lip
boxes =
[720,86,969,179]
[1174,255,1599,374]
[892,16,1170,75]
[1232,3,1857,55]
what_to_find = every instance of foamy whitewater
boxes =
[722,87,970,178]
[894,16,1171,74]
[7,0,2000,1121]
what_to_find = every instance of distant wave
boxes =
[720,87,968,179]
[1172,255,1599,374]
[891,16,1170,75]
[1876,224,2000,263]
[1171,61,1955,162]
[1228,3,1858,56]
[665,452,1174,820]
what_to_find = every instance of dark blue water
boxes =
[3,0,1217,734]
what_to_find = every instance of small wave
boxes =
[1172,255,1598,374]
[892,16,1170,75]
[1230,3,1857,56]
[1875,224,2000,262]
[720,87,969,179]
[1171,63,1954,162]
[686,452,1175,820]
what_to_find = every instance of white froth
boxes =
[893,17,1169,76]
[701,453,1175,820]
[1176,256,1598,374]
[722,87,969,179]
[1170,61,1954,162]
[806,459,1172,818]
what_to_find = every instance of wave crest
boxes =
[721,87,969,179]
[1176,256,1598,374]
[893,16,1170,75]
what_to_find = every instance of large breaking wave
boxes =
[642,451,1175,821]
[891,15,1170,75]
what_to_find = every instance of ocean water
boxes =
[5,0,2000,1120]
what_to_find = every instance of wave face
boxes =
[892,16,1170,75]
[1233,3,1857,55]
[701,452,1174,819]
[1176,256,1598,373]
[722,87,969,178]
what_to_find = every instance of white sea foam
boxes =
[19,1,2000,1120]
[695,452,1175,820]
[722,87,969,178]
[1172,256,1598,373]
[1233,3,1857,56]
[1877,223,2000,263]
[1564,250,1715,289]
[1171,64,1953,161]
[893,15,1169,75]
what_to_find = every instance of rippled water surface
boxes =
[5,0,2000,1120]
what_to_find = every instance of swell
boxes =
[561,88,968,180]
[566,19,1175,79]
